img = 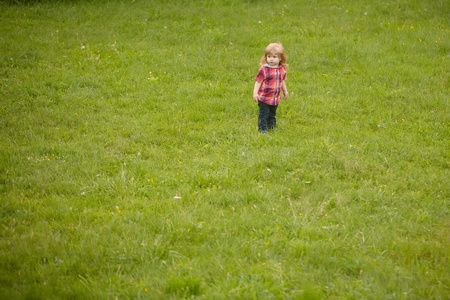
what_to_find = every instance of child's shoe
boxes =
[261,130,267,134]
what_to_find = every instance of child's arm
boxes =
[281,81,289,100]
[253,81,262,102]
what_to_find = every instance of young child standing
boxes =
[253,43,289,133]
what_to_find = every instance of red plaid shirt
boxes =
[255,65,287,106]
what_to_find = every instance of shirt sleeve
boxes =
[282,68,287,81]
[255,67,265,82]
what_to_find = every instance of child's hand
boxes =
[253,81,262,102]
[283,90,289,100]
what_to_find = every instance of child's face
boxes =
[266,53,281,67]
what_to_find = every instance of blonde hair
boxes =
[260,43,288,69]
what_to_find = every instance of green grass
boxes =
[1,0,449,298]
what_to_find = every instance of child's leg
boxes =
[267,104,278,130]
[258,102,270,132]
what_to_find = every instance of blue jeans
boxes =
[258,101,278,131]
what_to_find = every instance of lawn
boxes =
[0,0,449,298]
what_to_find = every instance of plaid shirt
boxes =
[255,65,287,106]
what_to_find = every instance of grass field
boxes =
[0,0,449,298]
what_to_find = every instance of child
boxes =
[253,43,289,133]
